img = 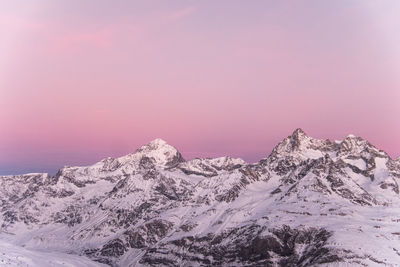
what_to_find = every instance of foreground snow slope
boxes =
[1,129,400,266]
[0,239,106,267]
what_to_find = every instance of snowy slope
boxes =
[0,239,106,267]
[1,129,399,266]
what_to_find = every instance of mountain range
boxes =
[1,128,400,266]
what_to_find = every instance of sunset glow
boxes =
[1,1,399,174]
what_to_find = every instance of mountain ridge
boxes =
[1,128,399,266]
[3,128,393,178]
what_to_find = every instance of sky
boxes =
[1,1,399,175]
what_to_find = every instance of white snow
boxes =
[0,239,105,267]
[0,133,399,266]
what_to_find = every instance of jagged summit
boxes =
[291,128,308,139]
[288,128,310,150]
[338,134,389,159]
[270,129,391,160]
[268,128,334,161]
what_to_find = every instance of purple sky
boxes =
[1,1,399,175]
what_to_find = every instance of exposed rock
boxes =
[0,132,399,266]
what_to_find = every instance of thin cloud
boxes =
[168,7,196,21]
[51,28,113,52]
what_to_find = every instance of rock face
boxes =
[1,132,400,266]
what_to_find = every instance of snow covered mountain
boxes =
[1,129,400,266]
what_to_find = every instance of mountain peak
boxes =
[269,128,312,158]
[268,128,337,162]
[292,128,307,138]
[138,138,172,152]
[148,138,168,147]
[290,128,308,144]
[338,134,389,159]
[133,138,185,167]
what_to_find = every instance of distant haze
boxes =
[1,1,399,175]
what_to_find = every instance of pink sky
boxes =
[1,1,399,174]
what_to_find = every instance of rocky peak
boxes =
[130,138,185,167]
[269,128,334,162]
[271,128,308,154]
[286,128,310,151]
[291,128,308,141]
[337,134,361,154]
[338,134,388,159]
